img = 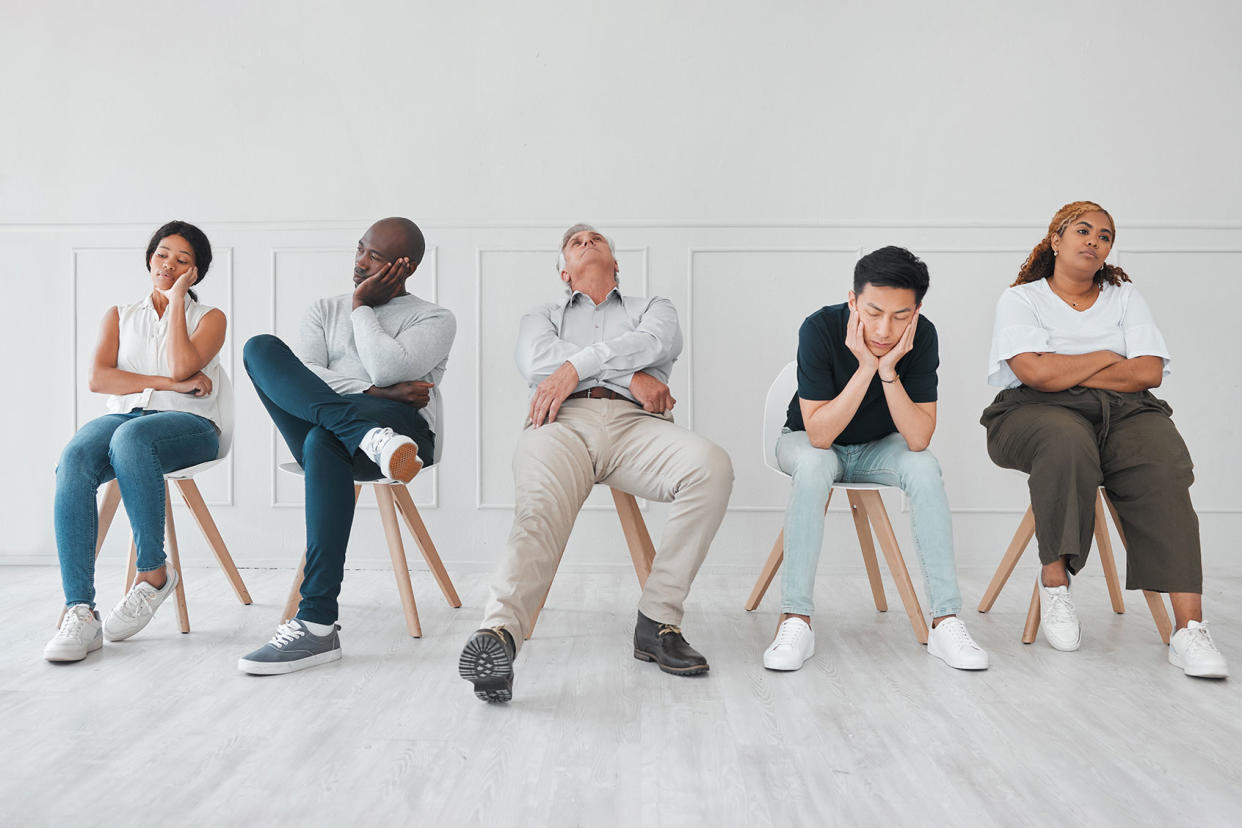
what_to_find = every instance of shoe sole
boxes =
[44,635,103,663]
[387,444,423,483]
[238,648,342,675]
[1169,651,1229,678]
[927,645,989,671]
[103,570,180,642]
[633,648,710,676]
[763,648,813,671]
[459,634,513,703]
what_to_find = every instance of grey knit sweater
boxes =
[295,293,456,432]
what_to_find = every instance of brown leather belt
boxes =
[568,387,630,401]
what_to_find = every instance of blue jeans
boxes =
[55,410,220,608]
[776,429,962,618]
[243,334,436,625]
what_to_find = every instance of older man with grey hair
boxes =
[459,224,734,703]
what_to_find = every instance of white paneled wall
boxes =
[5,222,1240,577]
[3,2,1241,579]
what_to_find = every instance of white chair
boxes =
[977,487,1174,644]
[279,398,460,638]
[743,361,929,643]
[91,368,251,633]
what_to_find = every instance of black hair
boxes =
[853,245,929,304]
[145,220,213,302]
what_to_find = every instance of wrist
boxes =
[879,372,898,384]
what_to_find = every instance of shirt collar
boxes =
[566,287,622,308]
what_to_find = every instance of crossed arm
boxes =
[89,275,226,397]
[1007,351,1163,392]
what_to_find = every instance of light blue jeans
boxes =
[776,429,962,618]
[55,410,219,608]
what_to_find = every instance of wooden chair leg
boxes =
[744,490,834,611]
[1023,578,1041,644]
[282,555,306,624]
[163,482,190,634]
[1101,492,1173,643]
[375,486,421,638]
[846,491,887,612]
[95,480,122,560]
[125,538,137,592]
[857,490,928,644]
[1092,492,1125,614]
[392,485,461,607]
[173,478,252,605]
[1144,591,1174,645]
[610,488,656,586]
[282,486,360,625]
[978,505,1036,613]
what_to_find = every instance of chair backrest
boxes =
[214,365,234,460]
[762,361,798,475]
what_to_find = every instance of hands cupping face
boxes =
[354,258,412,307]
[878,310,919,375]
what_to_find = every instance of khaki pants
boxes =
[981,387,1201,593]
[481,398,734,645]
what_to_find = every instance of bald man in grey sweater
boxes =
[238,217,456,675]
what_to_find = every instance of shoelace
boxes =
[657,624,682,637]
[772,620,810,649]
[1183,624,1219,656]
[361,427,395,458]
[269,621,306,648]
[1045,589,1077,626]
[937,619,981,651]
[116,582,160,618]
[58,608,90,639]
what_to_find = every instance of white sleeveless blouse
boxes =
[105,294,223,429]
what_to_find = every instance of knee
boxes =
[897,449,943,487]
[790,448,838,492]
[1031,433,1101,484]
[242,334,284,371]
[302,426,344,462]
[696,443,734,492]
[107,420,149,465]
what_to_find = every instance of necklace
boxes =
[1050,279,1099,309]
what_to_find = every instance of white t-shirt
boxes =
[106,294,223,428]
[987,279,1171,389]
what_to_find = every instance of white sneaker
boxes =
[763,617,815,671]
[44,604,103,662]
[927,616,989,670]
[1039,582,1081,651]
[359,427,422,482]
[103,567,179,642]
[1169,620,1229,678]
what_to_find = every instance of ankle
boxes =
[780,613,811,629]
[135,567,168,589]
[1040,562,1070,588]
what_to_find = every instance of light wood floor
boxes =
[3,563,1241,827]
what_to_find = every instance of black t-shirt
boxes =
[784,303,939,444]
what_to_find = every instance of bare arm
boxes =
[1079,355,1163,392]
[88,308,211,396]
[800,365,873,449]
[1007,350,1125,392]
[163,269,227,380]
[875,310,936,451]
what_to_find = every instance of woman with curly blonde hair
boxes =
[980,201,1227,677]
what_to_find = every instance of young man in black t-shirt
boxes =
[764,246,989,672]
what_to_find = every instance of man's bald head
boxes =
[367,217,426,267]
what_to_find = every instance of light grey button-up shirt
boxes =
[515,288,682,401]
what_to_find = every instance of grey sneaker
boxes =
[103,567,179,642]
[459,627,516,703]
[238,619,342,675]
[45,604,103,662]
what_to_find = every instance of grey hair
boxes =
[556,223,620,285]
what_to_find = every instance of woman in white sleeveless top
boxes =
[44,221,228,663]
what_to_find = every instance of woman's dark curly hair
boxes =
[1013,200,1132,288]
[145,220,213,301]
